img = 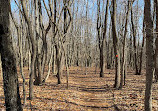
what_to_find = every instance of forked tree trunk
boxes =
[21,0,37,100]
[144,0,154,110]
[120,1,130,89]
[0,0,22,110]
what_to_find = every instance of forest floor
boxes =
[0,67,158,111]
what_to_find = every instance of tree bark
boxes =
[0,0,22,110]
[120,1,130,89]
[21,0,37,100]
[99,0,109,77]
[111,0,121,89]
[131,7,138,75]
[10,8,26,105]
[138,23,145,75]
[144,0,154,110]
[155,0,158,82]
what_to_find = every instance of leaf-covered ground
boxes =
[0,67,158,111]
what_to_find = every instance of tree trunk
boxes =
[144,0,154,110]
[21,0,37,100]
[111,0,121,89]
[100,0,109,77]
[52,0,57,75]
[120,1,130,89]
[43,46,53,83]
[18,27,26,105]
[138,25,145,75]
[155,0,158,82]
[97,0,102,77]
[10,8,26,105]
[131,6,139,75]
[55,45,62,84]
[0,0,22,110]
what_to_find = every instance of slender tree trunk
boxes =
[18,28,26,105]
[21,0,37,100]
[34,0,42,86]
[10,8,26,105]
[52,0,57,75]
[138,25,145,75]
[55,45,62,84]
[97,0,103,77]
[155,0,158,82]
[37,0,44,85]
[120,1,130,89]
[43,46,53,83]
[111,0,121,89]
[100,0,109,77]
[129,32,133,68]
[131,6,139,75]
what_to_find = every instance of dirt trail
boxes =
[0,67,158,111]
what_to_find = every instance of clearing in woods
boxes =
[0,67,158,111]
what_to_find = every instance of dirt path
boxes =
[0,67,158,111]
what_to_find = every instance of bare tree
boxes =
[130,1,145,75]
[111,0,121,89]
[10,7,26,105]
[97,0,109,77]
[120,1,130,89]
[131,3,139,75]
[20,0,37,100]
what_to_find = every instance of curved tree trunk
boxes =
[21,0,37,100]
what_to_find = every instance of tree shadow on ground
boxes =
[35,96,129,111]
